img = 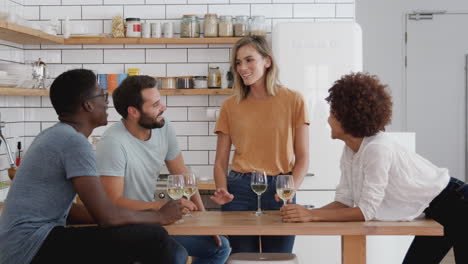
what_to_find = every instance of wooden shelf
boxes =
[0,20,64,45]
[0,20,240,45]
[0,87,233,96]
[64,37,241,45]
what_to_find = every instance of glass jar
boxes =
[218,15,233,37]
[203,14,218,38]
[180,15,200,38]
[176,76,194,89]
[160,77,176,89]
[234,15,249,37]
[125,18,141,38]
[208,67,221,88]
[250,15,266,37]
[193,76,208,88]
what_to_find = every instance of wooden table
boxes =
[164,211,443,264]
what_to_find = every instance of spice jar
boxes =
[193,76,208,88]
[250,15,266,37]
[218,15,233,37]
[234,15,249,37]
[160,77,176,89]
[203,14,218,38]
[208,67,221,88]
[125,18,141,38]
[180,15,200,38]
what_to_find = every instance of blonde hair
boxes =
[230,36,281,102]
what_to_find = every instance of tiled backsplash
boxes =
[0,0,354,184]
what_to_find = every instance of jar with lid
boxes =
[125,18,141,38]
[180,15,200,38]
[249,15,266,37]
[203,14,218,38]
[128,68,140,76]
[193,76,208,88]
[234,15,249,37]
[208,67,221,88]
[218,16,233,37]
[176,76,194,89]
[160,77,176,89]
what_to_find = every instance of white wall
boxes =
[356,0,468,131]
[0,0,355,186]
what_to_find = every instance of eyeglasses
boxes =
[86,92,109,101]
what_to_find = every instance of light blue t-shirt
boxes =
[96,119,180,201]
[0,123,98,264]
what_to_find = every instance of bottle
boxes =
[15,141,22,167]
[63,16,70,38]
[208,67,221,88]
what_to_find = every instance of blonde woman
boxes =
[210,36,310,253]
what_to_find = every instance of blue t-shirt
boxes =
[96,119,179,202]
[0,123,98,264]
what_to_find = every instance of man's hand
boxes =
[210,188,234,205]
[157,200,184,225]
[280,204,316,223]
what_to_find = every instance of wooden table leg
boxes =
[342,235,366,264]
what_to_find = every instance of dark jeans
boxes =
[403,177,468,264]
[221,170,296,254]
[31,224,188,264]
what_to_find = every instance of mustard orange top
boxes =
[215,87,309,175]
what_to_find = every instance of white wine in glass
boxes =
[276,175,295,206]
[183,171,198,217]
[167,174,185,223]
[251,170,268,216]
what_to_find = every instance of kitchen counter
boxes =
[197,180,216,191]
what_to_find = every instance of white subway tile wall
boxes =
[0,0,355,182]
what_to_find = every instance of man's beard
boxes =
[138,111,165,129]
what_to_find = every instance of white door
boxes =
[406,12,468,181]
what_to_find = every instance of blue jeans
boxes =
[403,177,468,263]
[172,235,231,264]
[221,170,296,254]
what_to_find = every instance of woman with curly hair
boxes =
[281,72,468,263]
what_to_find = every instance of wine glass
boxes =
[183,171,198,217]
[276,175,295,206]
[251,170,268,216]
[167,174,185,223]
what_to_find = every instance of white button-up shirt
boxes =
[334,132,450,221]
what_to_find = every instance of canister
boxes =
[176,76,194,89]
[160,77,176,89]
[203,14,218,38]
[125,18,141,38]
[193,76,208,88]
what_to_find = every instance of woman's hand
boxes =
[210,188,234,205]
[280,204,317,222]
[274,192,296,204]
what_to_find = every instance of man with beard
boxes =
[95,75,231,264]
[0,70,187,264]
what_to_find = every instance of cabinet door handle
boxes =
[305,173,315,177]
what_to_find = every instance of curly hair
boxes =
[325,72,393,137]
